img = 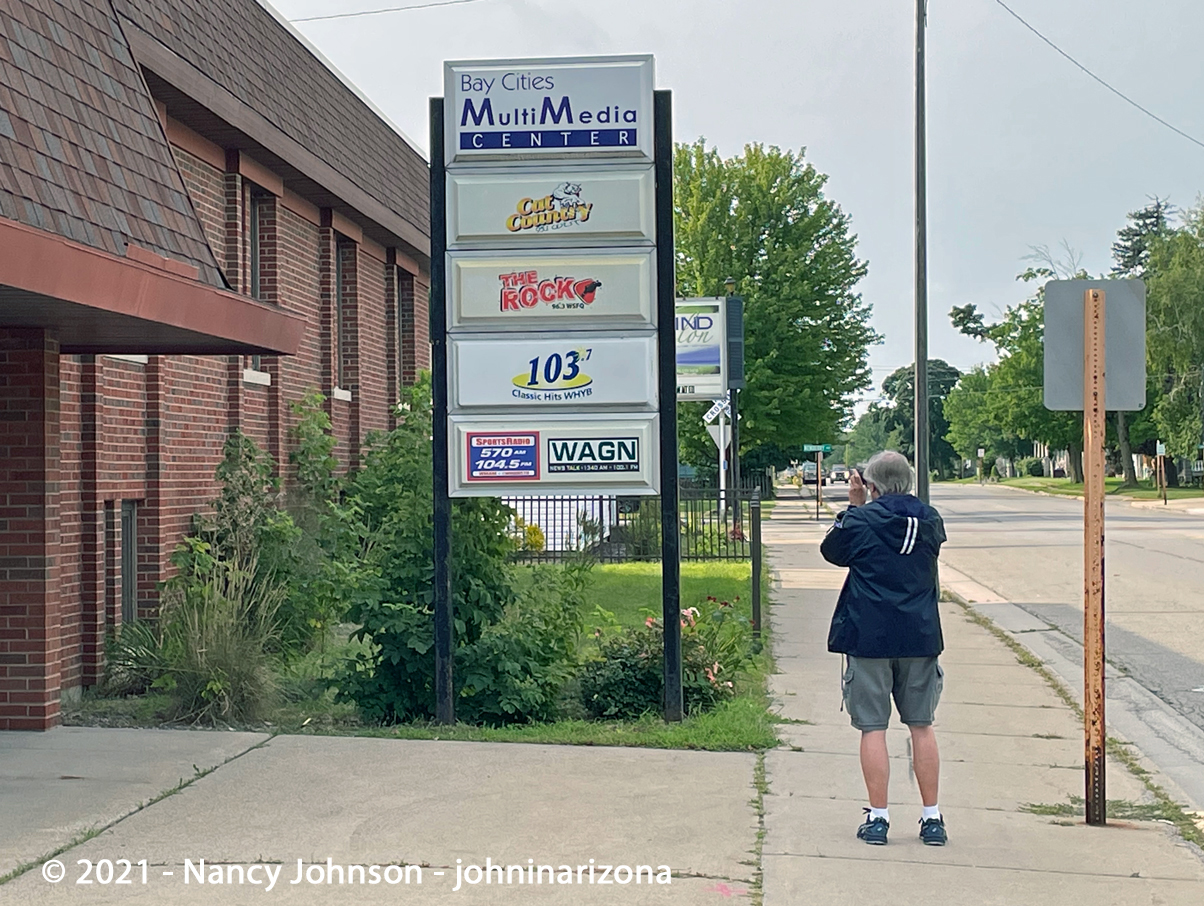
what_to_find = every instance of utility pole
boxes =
[914,0,930,503]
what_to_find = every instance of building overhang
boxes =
[0,217,306,355]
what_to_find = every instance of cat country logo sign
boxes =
[506,182,594,234]
[499,270,602,312]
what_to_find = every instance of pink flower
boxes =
[645,616,656,628]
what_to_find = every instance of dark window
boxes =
[249,194,264,299]
[120,500,137,623]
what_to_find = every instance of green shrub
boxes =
[579,599,754,719]
[1020,457,1045,477]
[337,376,584,725]
[105,619,167,697]
[155,553,283,723]
[109,551,283,724]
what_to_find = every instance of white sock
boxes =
[922,805,941,821]
[869,807,889,822]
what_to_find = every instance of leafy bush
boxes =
[337,376,585,725]
[579,598,754,719]
[1020,456,1045,477]
[154,553,283,723]
[108,551,283,724]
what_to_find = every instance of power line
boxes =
[991,0,1204,152]
[292,0,489,23]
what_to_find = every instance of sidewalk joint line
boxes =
[0,734,275,887]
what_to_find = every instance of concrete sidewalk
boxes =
[3,494,1203,905]
[2,731,757,903]
[760,495,1204,904]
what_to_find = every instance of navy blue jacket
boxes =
[821,493,946,659]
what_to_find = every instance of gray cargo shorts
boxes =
[841,656,943,732]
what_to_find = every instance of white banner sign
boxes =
[449,415,659,496]
[444,55,654,163]
[675,298,727,400]
[449,249,655,329]
[450,334,657,410]
[447,166,655,247]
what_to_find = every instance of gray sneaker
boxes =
[857,810,889,845]
[919,815,947,845]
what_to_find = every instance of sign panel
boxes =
[676,298,727,400]
[448,166,655,247]
[450,334,657,410]
[703,397,730,424]
[1043,279,1146,411]
[449,249,655,330]
[445,55,654,163]
[465,432,540,483]
[450,415,659,496]
[803,444,833,453]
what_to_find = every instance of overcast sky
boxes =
[274,0,1204,406]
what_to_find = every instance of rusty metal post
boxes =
[1083,288,1107,826]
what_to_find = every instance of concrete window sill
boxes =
[242,368,271,386]
[106,354,149,365]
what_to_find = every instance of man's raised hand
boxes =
[848,470,868,507]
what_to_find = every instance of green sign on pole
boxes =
[803,444,832,453]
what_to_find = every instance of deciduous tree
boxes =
[674,140,878,471]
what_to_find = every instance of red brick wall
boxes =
[4,137,430,723]
[173,146,225,269]
[0,330,62,730]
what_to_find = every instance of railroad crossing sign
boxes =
[803,444,832,453]
[703,397,731,424]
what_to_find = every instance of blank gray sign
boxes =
[1043,279,1146,412]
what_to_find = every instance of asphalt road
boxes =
[930,483,1204,733]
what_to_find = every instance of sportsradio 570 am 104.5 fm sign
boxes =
[450,415,659,494]
[450,334,657,410]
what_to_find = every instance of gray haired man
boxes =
[820,451,948,846]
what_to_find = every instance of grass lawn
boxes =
[66,560,779,752]
[995,476,1204,499]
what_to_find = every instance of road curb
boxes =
[940,565,1204,816]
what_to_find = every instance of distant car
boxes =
[830,463,849,483]
[801,462,826,485]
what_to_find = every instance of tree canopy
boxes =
[673,139,878,471]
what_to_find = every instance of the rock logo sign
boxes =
[499,270,602,312]
[506,182,594,233]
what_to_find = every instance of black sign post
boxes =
[654,89,682,722]
[429,98,454,725]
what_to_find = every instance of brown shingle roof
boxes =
[0,0,226,286]
[112,0,429,243]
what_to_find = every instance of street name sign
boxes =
[703,396,730,424]
[803,444,833,453]
[1043,279,1146,411]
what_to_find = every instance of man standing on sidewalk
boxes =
[820,450,948,846]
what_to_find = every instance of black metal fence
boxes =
[508,488,762,564]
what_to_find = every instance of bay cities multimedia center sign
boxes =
[441,55,664,497]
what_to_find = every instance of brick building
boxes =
[0,0,431,729]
